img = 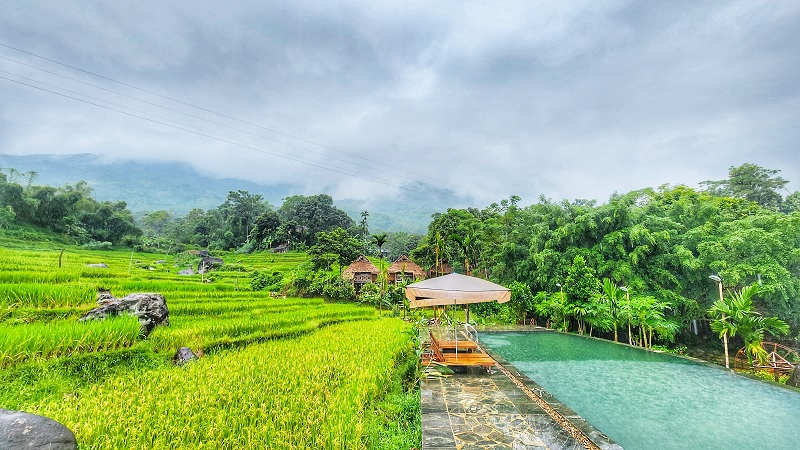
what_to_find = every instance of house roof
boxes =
[387,255,425,277]
[342,255,380,279]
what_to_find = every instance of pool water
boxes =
[481,331,800,450]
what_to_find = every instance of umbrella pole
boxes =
[466,304,470,324]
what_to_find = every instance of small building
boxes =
[387,255,425,284]
[342,255,380,293]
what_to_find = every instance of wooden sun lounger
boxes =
[426,332,479,352]
[423,332,496,371]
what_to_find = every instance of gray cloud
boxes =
[1,0,798,207]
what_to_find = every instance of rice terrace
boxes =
[2,3,800,447]
[0,235,420,449]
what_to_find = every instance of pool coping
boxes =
[479,342,622,450]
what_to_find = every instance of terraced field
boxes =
[0,244,419,449]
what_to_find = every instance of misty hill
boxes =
[0,153,473,233]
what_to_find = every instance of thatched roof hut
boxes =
[342,255,380,294]
[342,255,379,280]
[387,255,425,284]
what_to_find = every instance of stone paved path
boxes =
[421,367,586,450]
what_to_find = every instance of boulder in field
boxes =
[86,262,108,268]
[197,256,224,273]
[174,347,198,366]
[79,290,169,337]
[178,268,195,275]
[0,408,77,450]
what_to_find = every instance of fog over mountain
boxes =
[1,1,797,207]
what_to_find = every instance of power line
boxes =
[0,68,405,187]
[0,54,408,177]
[0,74,431,194]
[0,42,461,190]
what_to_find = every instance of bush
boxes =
[312,273,356,301]
[236,242,256,254]
[359,282,383,307]
[250,271,284,292]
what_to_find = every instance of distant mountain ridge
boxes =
[0,153,474,233]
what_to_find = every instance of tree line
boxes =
[3,162,798,355]
[0,169,140,246]
[0,168,417,259]
[409,163,800,353]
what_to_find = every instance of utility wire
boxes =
[0,42,459,190]
[0,74,431,194]
[0,68,404,188]
[0,54,406,177]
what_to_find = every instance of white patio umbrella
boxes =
[405,273,511,350]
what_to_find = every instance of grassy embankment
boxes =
[0,228,420,449]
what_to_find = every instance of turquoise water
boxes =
[481,332,800,450]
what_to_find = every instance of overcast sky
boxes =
[1,0,798,206]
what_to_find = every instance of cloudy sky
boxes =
[1,0,798,206]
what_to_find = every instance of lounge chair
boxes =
[426,331,479,352]
[423,331,496,372]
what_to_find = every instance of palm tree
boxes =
[710,285,789,366]
[595,278,623,342]
[371,234,388,268]
[449,233,476,276]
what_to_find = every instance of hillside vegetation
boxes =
[0,235,420,449]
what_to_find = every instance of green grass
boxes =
[0,237,420,448]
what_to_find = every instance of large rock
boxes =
[174,347,198,366]
[788,365,800,388]
[197,256,224,273]
[79,290,169,337]
[0,409,77,450]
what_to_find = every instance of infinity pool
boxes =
[481,331,800,450]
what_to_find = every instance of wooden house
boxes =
[387,255,425,284]
[342,255,379,293]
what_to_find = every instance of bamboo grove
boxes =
[411,166,800,349]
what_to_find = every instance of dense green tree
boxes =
[383,231,422,261]
[138,210,173,237]
[783,191,800,213]
[308,227,362,273]
[278,194,354,246]
[701,163,789,209]
[218,190,270,248]
[249,211,282,251]
[508,281,534,324]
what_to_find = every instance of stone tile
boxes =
[420,353,613,450]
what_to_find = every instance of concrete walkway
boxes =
[421,367,586,450]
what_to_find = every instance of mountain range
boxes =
[0,153,474,234]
